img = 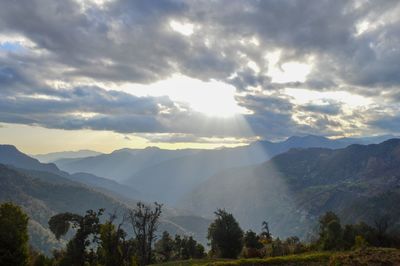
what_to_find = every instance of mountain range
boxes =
[53,134,397,204]
[0,146,210,254]
[32,150,103,163]
[1,134,399,255]
[178,139,400,238]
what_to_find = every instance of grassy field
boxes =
[151,248,400,266]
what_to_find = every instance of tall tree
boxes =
[244,230,262,249]
[154,231,174,262]
[48,209,104,266]
[207,209,243,258]
[0,202,29,266]
[128,202,162,266]
[260,221,272,243]
[318,211,343,250]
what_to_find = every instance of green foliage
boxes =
[242,230,263,258]
[48,213,82,240]
[155,232,206,263]
[0,202,30,266]
[29,249,54,266]
[48,209,104,266]
[98,221,125,266]
[208,209,243,259]
[318,212,343,250]
[317,211,400,251]
[155,232,174,262]
[244,231,262,250]
[353,235,368,250]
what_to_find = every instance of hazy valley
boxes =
[1,135,400,257]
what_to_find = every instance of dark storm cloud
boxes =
[1,0,400,87]
[300,101,343,116]
[0,82,174,132]
[0,0,400,138]
[235,94,304,138]
[370,116,400,133]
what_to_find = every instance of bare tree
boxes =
[261,221,272,242]
[374,214,391,246]
[128,202,162,266]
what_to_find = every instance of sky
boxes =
[1,0,400,154]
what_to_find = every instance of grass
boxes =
[149,258,230,266]
[329,247,400,266]
[151,248,400,266]
[203,252,333,266]
[151,252,333,266]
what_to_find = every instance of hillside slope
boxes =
[0,145,140,201]
[178,139,400,237]
[32,150,102,163]
[55,147,199,182]
[0,164,211,254]
[122,135,355,204]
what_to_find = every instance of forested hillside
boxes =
[179,139,400,237]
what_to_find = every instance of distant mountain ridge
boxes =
[52,135,397,205]
[0,164,210,254]
[0,144,60,174]
[55,147,200,182]
[0,147,212,254]
[32,149,102,163]
[2,137,400,252]
[178,138,400,238]
[0,144,140,201]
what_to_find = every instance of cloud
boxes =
[300,101,343,116]
[0,0,400,140]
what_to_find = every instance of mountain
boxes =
[55,147,199,182]
[124,147,276,204]
[0,145,140,201]
[32,150,102,163]
[178,139,400,238]
[0,164,211,254]
[0,144,60,174]
[68,172,141,201]
[52,135,395,205]
[122,135,397,204]
[0,145,212,252]
[336,134,399,146]
[0,164,129,254]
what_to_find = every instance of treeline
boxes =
[316,211,400,250]
[205,209,400,259]
[1,202,400,266]
[0,202,205,266]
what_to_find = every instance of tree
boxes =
[48,209,104,266]
[374,214,391,246]
[173,235,183,259]
[154,231,174,262]
[243,230,263,258]
[244,230,262,249]
[318,211,343,250]
[98,212,130,266]
[0,202,29,266]
[128,202,162,266]
[193,242,206,259]
[207,209,243,258]
[260,221,272,243]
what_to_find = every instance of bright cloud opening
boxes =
[269,62,312,83]
[266,50,312,83]
[169,20,194,36]
[284,88,372,107]
[120,75,247,118]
